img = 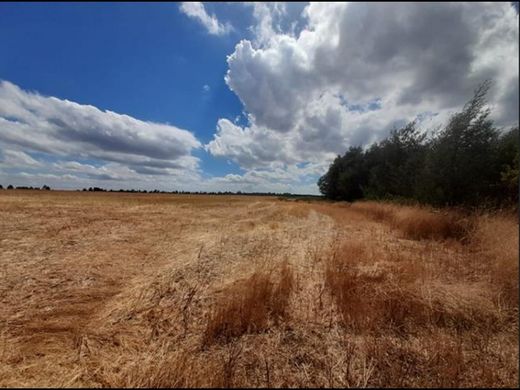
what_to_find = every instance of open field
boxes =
[0,191,518,387]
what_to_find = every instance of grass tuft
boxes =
[204,262,294,345]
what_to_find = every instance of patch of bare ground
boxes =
[0,191,517,387]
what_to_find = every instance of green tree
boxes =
[365,122,427,199]
[318,147,369,201]
[496,127,519,204]
[336,146,369,201]
[419,81,500,206]
[318,81,517,208]
[318,155,343,199]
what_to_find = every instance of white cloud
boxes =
[245,2,287,45]
[206,162,324,195]
[0,149,42,168]
[208,1,519,184]
[0,80,204,188]
[0,80,201,168]
[206,118,298,168]
[180,2,232,36]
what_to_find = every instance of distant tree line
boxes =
[0,184,51,190]
[0,184,315,198]
[78,187,309,197]
[318,82,519,208]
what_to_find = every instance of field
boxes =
[0,191,518,387]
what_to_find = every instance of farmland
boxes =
[0,191,517,387]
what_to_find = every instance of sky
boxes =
[0,2,518,194]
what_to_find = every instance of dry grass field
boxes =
[0,190,518,387]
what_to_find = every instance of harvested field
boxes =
[0,191,517,387]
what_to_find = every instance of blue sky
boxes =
[0,3,245,177]
[0,3,518,193]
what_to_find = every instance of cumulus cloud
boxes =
[209,2,519,184]
[0,80,203,188]
[0,81,200,164]
[244,2,287,45]
[180,2,232,36]
[206,161,325,194]
[207,118,297,168]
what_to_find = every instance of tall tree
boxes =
[318,81,517,208]
[318,155,343,199]
[365,122,427,199]
[496,127,519,204]
[336,146,369,201]
[419,81,500,206]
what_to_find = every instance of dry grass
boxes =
[321,203,518,387]
[325,241,504,334]
[472,212,519,311]
[351,201,474,242]
[204,261,294,345]
[0,190,517,387]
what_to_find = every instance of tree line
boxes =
[318,82,519,208]
[0,184,51,190]
[79,187,300,196]
[0,184,312,198]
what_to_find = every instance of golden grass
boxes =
[320,202,518,387]
[472,212,519,311]
[204,261,294,345]
[351,201,474,241]
[325,241,504,334]
[0,191,517,387]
